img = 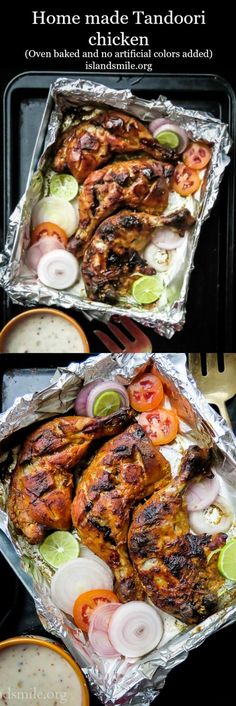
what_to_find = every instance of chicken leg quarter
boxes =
[8,409,134,544]
[71,423,170,602]
[128,446,226,624]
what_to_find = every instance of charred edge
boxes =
[129,533,150,558]
[89,518,115,544]
[140,501,170,526]
[91,187,100,215]
[181,446,213,478]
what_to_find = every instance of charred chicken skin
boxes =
[69,157,174,257]
[71,423,170,602]
[82,208,195,303]
[8,409,134,544]
[128,446,226,625]
[53,109,176,184]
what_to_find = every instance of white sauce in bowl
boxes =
[0,643,85,706]
[2,313,88,353]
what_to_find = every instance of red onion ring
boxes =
[88,603,120,658]
[149,119,189,153]
[24,236,64,273]
[87,381,129,417]
[148,118,169,134]
[74,380,103,416]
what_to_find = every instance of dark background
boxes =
[0,4,236,705]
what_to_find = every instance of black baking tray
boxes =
[1,72,236,352]
[1,360,236,706]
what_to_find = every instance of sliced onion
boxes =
[79,545,114,581]
[143,242,173,272]
[108,601,163,658]
[149,118,169,134]
[149,119,189,153]
[32,197,79,236]
[24,237,64,273]
[152,228,187,251]
[74,380,103,416]
[51,558,113,615]
[88,603,120,658]
[189,495,234,535]
[37,250,79,290]
[87,381,129,417]
[186,473,220,512]
[88,629,119,658]
[89,603,120,634]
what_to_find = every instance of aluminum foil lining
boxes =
[0,78,231,339]
[1,353,236,705]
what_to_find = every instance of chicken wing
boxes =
[128,446,226,624]
[81,208,195,303]
[8,409,134,544]
[69,157,174,257]
[71,423,170,602]
[53,109,176,183]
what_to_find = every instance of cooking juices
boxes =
[0,640,89,705]
[0,309,89,353]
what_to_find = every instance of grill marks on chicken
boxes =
[128,446,226,624]
[53,109,176,184]
[7,409,134,544]
[69,157,174,257]
[8,409,226,625]
[82,208,195,303]
[71,424,170,602]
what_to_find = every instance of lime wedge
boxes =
[93,390,121,417]
[132,276,164,305]
[156,130,180,149]
[50,174,78,201]
[217,540,236,580]
[40,531,80,569]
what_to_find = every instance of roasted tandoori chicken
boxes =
[82,208,195,302]
[53,109,176,183]
[71,423,170,602]
[8,409,133,544]
[69,157,174,257]
[128,446,226,625]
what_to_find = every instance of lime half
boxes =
[40,531,80,569]
[50,174,78,201]
[93,390,121,417]
[217,540,236,580]
[156,130,180,149]
[132,276,164,305]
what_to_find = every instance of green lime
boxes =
[93,390,121,417]
[50,174,78,201]
[156,130,180,149]
[132,276,164,305]
[217,540,236,580]
[40,531,80,569]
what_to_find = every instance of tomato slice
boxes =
[138,408,178,445]
[128,373,164,412]
[31,221,68,246]
[73,589,119,632]
[183,142,212,170]
[173,163,200,196]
